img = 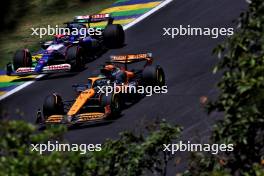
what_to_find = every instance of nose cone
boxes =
[35,60,45,72]
[34,55,48,73]
[67,89,95,116]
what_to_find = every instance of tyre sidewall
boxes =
[66,46,85,71]
[101,93,121,116]
[43,94,64,118]
[103,24,125,48]
[142,65,165,86]
[13,49,32,70]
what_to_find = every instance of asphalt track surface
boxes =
[0,0,247,172]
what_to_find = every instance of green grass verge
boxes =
[0,0,115,69]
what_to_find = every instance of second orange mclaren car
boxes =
[36,53,165,127]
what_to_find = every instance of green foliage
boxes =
[0,0,115,68]
[0,0,31,31]
[1,0,92,31]
[187,0,264,175]
[0,120,181,175]
[0,120,67,176]
[84,121,182,176]
[38,0,84,14]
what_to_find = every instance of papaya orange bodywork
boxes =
[67,89,95,116]
[125,71,134,80]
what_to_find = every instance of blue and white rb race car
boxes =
[6,14,125,76]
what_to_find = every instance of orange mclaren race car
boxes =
[36,53,165,128]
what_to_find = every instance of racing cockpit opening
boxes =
[93,78,110,88]
[114,71,127,84]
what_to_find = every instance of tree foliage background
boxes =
[0,120,181,176]
[186,0,264,175]
[1,0,264,175]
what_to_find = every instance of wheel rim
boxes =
[157,69,163,85]
[77,53,85,68]
[113,96,120,112]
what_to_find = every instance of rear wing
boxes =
[109,53,153,64]
[73,13,113,25]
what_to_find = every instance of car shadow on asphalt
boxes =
[68,114,124,131]
[38,72,79,81]
[10,77,36,82]
[68,96,145,130]
[37,95,146,132]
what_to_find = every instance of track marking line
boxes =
[0,0,173,101]
[0,74,44,101]
[123,0,173,30]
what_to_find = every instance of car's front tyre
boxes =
[43,93,64,118]
[13,49,32,70]
[100,93,122,117]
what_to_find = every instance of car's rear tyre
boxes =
[142,65,165,86]
[13,49,32,70]
[100,93,122,117]
[66,46,85,71]
[43,93,64,118]
[103,24,125,48]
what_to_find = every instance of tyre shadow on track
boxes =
[8,69,84,83]
[10,77,36,82]
[64,97,144,131]
[68,115,124,131]
[38,72,80,81]
[68,97,144,130]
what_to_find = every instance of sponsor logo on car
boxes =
[44,64,71,71]
[16,67,35,73]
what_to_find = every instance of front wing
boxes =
[40,106,112,127]
[8,64,71,76]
